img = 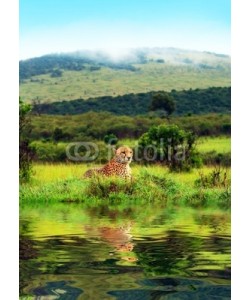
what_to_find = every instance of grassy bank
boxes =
[20,164,230,209]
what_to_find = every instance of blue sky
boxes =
[20,0,231,59]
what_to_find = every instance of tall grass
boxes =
[196,136,231,153]
[20,164,231,209]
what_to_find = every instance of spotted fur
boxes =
[84,146,133,179]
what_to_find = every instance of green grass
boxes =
[20,62,231,102]
[30,163,229,185]
[119,136,231,153]
[196,136,231,153]
[21,135,231,208]
[20,164,230,209]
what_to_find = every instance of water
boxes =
[20,202,231,299]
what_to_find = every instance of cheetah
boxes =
[84,146,133,179]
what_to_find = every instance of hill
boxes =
[19,48,231,102]
[32,87,231,116]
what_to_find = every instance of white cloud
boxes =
[20,20,230,59]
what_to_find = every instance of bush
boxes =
[222,123,231,134]
[86,176,134,198]
[201,151,231,167]
[19,141,36,183]
[19,99,35,182]
[31,141,116,164]
[195,167,230,188]
[138,124,202,171]
[52,127,72,143]
[50,69,63,77]
[32,142,67,162]
[104,133,118,145]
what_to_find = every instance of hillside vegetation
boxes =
[19,48,231,102]
[32,87,230,116]
[30,112,230,141]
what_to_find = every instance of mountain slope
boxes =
[19,48,231,103]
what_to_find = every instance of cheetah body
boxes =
[84,146,133,179]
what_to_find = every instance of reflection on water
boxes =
[33,281,83,299]
[20,202,230,299]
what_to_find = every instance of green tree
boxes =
[149,92,176,120]
[104,133,118,145]
[139,124,202,171]
[52,127,64,143]
[31,97,42,116]
[51,69,63,78]
[19,98,35,182]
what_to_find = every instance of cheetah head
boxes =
[113,146,133,164]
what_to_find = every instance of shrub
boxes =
[195,167,230,188]
[32,142,67,162]
[222,123,231,134]
[50,69,63,77]
[201,151,231,167]
[104,133,118,145]
[19,141,36,183]
[138,124,202,171]
[85,176,134,198]
[52,127,72,143]
[19,99,35,182]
